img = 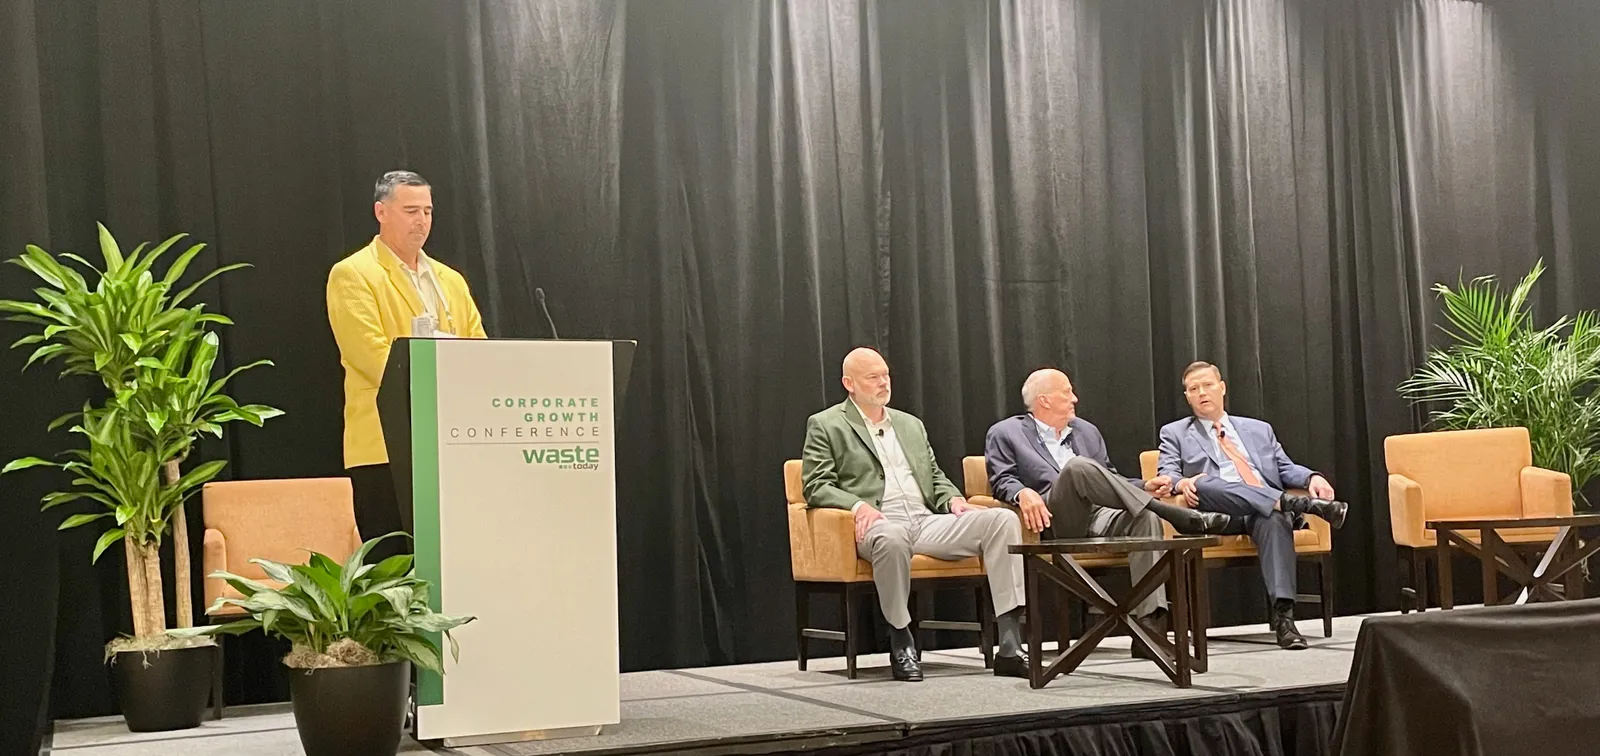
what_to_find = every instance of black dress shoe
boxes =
[992,652,1029,679]
[1131,608,1170,659]
[890,647,923,682]
[1280,494,1348,529]
[1273,614,1309,650]
[1172,509,1243,536]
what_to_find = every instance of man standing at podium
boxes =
[802,347,1029,682]
[327,170,487,561]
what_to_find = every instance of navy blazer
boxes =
[984,414,1142,505]
[1156,414,1318,492]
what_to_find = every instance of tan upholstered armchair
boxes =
[961,453,1335,637]
[1385,426,1572,609]
[201,478,362,718]
[785,460,992,677]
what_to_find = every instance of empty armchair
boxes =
[201,477,363,718]
[1385,426,1572,609]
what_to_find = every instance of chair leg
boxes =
[795,583,809,672]
[1416,548,1433,610]
[211,634,225,720]
[1320,554,1335,638]
[1397,547,1414,614]
[977,583,994,669]
[844,583,859,680]
[908,590,922,656]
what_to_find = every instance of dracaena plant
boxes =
[0,224,282,645]
[178,534,476,673]
[1400,259,1600,505]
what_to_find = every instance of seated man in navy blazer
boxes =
[984,369,1238,635]
[1152,361,1347,650]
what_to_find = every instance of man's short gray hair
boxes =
[374,170,429,202]
[1021,369,1064,411]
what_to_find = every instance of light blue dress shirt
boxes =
[1033,415,1077,470]
[1205,414,1264,485]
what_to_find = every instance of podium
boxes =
[378,337,635,747]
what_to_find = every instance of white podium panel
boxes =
[397,338,622,743]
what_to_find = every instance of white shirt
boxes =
[387,244,454,334]
[1205,413,1262,485]
[1032,414,1077,470]
[850,402,927,521]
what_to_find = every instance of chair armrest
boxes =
[975,495,1041,543]
[1521,467,1574,518]
[788,503,859,581]
[203,528,227,612]
[1389,474,1426,547]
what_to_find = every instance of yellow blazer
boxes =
[326,237,487,468]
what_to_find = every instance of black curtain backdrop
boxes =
[4,0,1600,750]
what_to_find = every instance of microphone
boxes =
[876,429,885,437]
[535,287,560,339]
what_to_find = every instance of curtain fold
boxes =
[3,1,1599,740]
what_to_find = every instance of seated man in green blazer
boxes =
[802,347,1028,682]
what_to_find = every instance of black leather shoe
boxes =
[890,647,923,682]
[1280,494,1348,529]
[1131,608,1170,659]
[992,652,1029,679]
[1172,509,1243,536]
[1273,614,1309,650]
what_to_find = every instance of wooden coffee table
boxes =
[1009,535,1218,689]
[1428,514,1600,609]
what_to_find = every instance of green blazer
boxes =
[801,399,963,514]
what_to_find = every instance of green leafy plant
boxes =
[177,534,475,673]
[1400,259,1600,505]
[1,225,282,644]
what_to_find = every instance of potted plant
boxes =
[176,533,475,756]
[1400,259,1600,505]
[0,226,281,731]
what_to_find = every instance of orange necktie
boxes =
[1214,421,1263,488]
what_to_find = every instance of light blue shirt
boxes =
[1205,414,1263,485]
[1032,415,1077,470]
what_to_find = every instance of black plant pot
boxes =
[290,661,411,756]
[111,644,216,732]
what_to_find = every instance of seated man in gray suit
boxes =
[1152,361,1348,650]
[803,347,1029,682]
[984,369,1238,644]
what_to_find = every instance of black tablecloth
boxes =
[1333,599,1600,756]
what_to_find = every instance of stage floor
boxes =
[43,613,1374,756]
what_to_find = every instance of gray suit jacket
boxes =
[1156,414,1318,492]
[984,414,1141,505]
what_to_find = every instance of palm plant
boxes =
[1,225,281,644]
[1399,259,1600,506]
[178,533,475,673]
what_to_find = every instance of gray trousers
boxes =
[1195,476,1298,600]
[1043,456,1168,617]
[856,507,1025,629]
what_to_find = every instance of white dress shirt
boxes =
[850,402,927,522]
[390,246,454,334]
[1206,413,1263,485]
[1032,414,1077,470]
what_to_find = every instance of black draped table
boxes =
[1334,599,1600,756]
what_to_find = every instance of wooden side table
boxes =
[1009,535,1219,688]
[1428,514,1600,609]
